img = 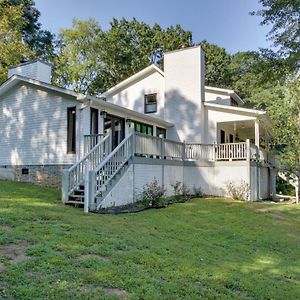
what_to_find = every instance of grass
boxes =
[0,180,299,300]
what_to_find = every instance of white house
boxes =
[0,46,276,211]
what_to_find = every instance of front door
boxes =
[104,114,125,150]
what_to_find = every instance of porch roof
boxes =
[204,102,268,117]
[85,95,174,128]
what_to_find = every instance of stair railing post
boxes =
[84,159,90,213]
[61,169,69,203]
[182,141,186,161]
[88,170,96,211]
[246,139,251,162]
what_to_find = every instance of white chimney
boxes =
[8,59,52,84]
[164,45,205,143]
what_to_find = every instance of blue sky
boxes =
[34,0,272,54]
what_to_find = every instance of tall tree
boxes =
[252,0,300,69]
[1,0,55,59]
[0,0,33,83]
[201,41,232,88]
[55,18,193,94]
[268,76,300,202]
[53,18,103,94]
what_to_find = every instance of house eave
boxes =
[87,95,174,128]
[205,86,245,105]
[0,75,81,99]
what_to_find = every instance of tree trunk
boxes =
[296,177,300,204]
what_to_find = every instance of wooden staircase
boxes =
[62,133,134,211]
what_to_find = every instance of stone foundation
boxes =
[1,165,72,188]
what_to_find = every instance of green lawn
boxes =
[0,180,299,300]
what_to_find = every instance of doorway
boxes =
[104,114,125,150]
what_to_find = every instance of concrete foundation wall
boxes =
[1,164,71,187]
[100,158,258,208]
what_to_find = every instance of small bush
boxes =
[226,180,250,201]
[171,181,192,202]
[141,178,166,206]
[192,185,204,198]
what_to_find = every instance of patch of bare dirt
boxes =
[0,241,30,265]
[78,254,111,261]
[104,288,128,298]
[0,225,11,230]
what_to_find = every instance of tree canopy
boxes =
[252,0,300,69]
[0,0,33,83]
[54,17,193,95]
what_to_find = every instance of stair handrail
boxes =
[91,133,134,205]
[66,134,111,195]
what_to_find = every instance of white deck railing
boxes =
[84,134,104,154]
[185,144,214,160]
[215,142,247,160]
[63,134,111,199]
[90,134,134,209]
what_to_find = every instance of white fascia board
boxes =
[0,75,80,99]
[102,64,164,98]
[204,102,266,116]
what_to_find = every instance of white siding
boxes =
[0,83,78,165]
[164,46,205,143]
[106,72,165,119]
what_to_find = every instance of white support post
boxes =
[89,170,96,211]
[84,160,90,213]
[246,139,251,162]
[255,120,260,149]
[99,111,104,135]
[61,169,69,203]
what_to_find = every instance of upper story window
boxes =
[144,93,157,113]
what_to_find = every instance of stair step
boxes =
[69,194,85,199]
[65,200,84,204]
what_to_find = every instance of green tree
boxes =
[53,18,103,94]
[55,18,193,94]
[268,76,300,202]
[201,40,232,88]
[252,0,300,69]
[1,0,55,59]
[0,1,33,83]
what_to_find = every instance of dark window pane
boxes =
[67,107,76,154]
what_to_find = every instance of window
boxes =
[229,134,234,143]
[67,107,76,154]
[156,127,166,138]
[90,108,99,134]
[130,120,153,136]
[220,130,225,144]
[144,93,157,113]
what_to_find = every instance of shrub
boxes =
[226,180,250,201]
[171,181,192,202]
[192,185,204,198]
[141,178,166,206]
